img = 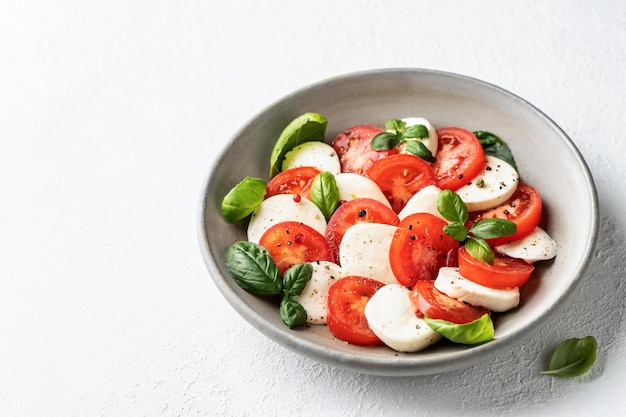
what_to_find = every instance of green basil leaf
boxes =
[541,336,597,377]
[282,262,313,298]
[470,218,517,239]
[437,189,468,224]
[424,314,494,344]
[310,171,340,220]
[220,177,267,223]
[371,132,400,150]
[465,237,495,264]
[404,124,429,139]
[384,119,405,131]
[224,241,282,296]
[474,130,518,172]
[443,222,468,242]
[269,112,328,178]
[279,297,308,328]
[404,139,436,162]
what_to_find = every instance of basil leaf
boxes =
[282,262,313,298]
[443,222,468,242]
[385,119,405,131]
[404,139,436,162]
[404,124,429,139]
[437,189,468,224]
[220,177,267,223]
[541,336,597,377]
[371,132,400,150]
[465,237,495,264]
[279,297,308,328]
[224,241,282,296]
[474,130,518,172]
[424,314,494,344]
[309,171,340,220]
[269,112,328,178]
[470,218,517,239]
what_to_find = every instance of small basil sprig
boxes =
[309,171,340,220]
[280,262,313,328]
[437,189,516,264]
[424,314,494,344]
[224,241,312,328]
[220,177,267,223]
[474,130,518,172]
[371,119,436,162]
[541,336,597,377]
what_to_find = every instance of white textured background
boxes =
[1,1,625,416]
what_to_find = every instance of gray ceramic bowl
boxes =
[197,68,598,376]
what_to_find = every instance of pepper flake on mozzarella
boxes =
[455,155,519,212]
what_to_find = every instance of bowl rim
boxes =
[197,67,599,376]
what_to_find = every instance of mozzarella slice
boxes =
[455,155,519,212]
[364,284,442,352]
[338,223,399,285]
[395,117,439,156]
[398,184,446,221]
[281,141,341,175]
[334,172,392,209]
[495,227,557,263]
[247,194,327,243]
[293,261,345,324]
[434,267,520,312]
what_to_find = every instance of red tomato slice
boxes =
[457,246,534,289]
[410,280,489,324]
[467,182,543,246]
[432,127,486,191]
[331,125,398,175]
[258,221,334,274]
[265,166,321,200]
[389,213,459,287]
[325,198,400,263]
[326,276,385,346]
[366,153,438,213]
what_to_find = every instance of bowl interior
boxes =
[198,69,598,376]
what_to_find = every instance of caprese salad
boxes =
[220,112,556,352]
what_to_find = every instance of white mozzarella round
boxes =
[364,284,442,352]
[246,194,327,243]
[293,261,345,324]
[434,267,520,312]
[495,227,557,263]
[334,172,392,209]
[455,155,519,212]
[281,141,341,175]
[398,184,446,221]
[338,223,399,285]
[395,117,439,156]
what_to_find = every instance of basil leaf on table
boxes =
[309,171,340,220]
[269,112,328,178]
[541,336,597,377]
[220,177,267,223]
[424,314,494,344]
[474,130,518,172]
[224,241,282,296]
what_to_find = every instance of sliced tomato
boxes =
[258,221,334,274]
[326,276,385,345]
[410,280,489,324]
[432,127,486,191]
[389,213,459,287]
[265,166,321,200]
[325,198,400,263]
[457,246,534,289]
[331,125,398,175]
[366,153,438,213]
[467,182,543,246]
